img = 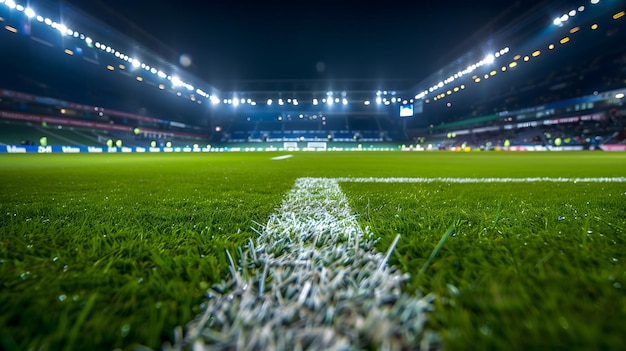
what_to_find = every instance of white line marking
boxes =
[183,177,436,350]
[335,177,626,183]
[181,176,623,349]
[270,154,293,160]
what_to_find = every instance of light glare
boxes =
[24,7,35,18]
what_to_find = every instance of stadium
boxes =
[0,0,625,350]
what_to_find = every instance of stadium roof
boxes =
[2,0,623,126]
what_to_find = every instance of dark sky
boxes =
[63,0,541,83]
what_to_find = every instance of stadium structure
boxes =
[0,0,625,152]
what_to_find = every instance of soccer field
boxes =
[1,151,625,350]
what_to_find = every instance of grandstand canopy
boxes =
[1,0,623,130]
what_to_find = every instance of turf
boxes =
[343,181,626,351]
[0,151,625,350]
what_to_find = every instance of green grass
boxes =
[1,151,625,350]
[343,181,626,350]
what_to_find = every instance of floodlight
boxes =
[312,98,318,105]
[6,0,16,9]
[484,54,495,64]
[171,76,183,86]
[267,99,272,105]
[342,98,348,105]
[24,7,35,18]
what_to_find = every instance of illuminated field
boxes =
[1,152,625,350]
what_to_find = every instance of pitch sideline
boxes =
[179,176,625,350]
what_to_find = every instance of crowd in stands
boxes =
[213,113,403,143]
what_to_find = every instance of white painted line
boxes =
[183,175,623,349]
[183,177,436,350]
[335,177,626,183]
[270,154,293,160]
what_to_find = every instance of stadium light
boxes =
[24,7,35,18]
[171,76,183,87]
[267,99,272,105]
[312,98,318,105]
[342,98,348,105]
[5,0,16,9]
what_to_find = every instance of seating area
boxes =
[0,87,211,148]
[215,112,399,143]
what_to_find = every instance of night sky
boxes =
[63,0,545,84]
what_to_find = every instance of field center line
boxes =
[180,177,437,350]
[334,177,626,183]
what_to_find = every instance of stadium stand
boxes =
[0,0,624,152]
